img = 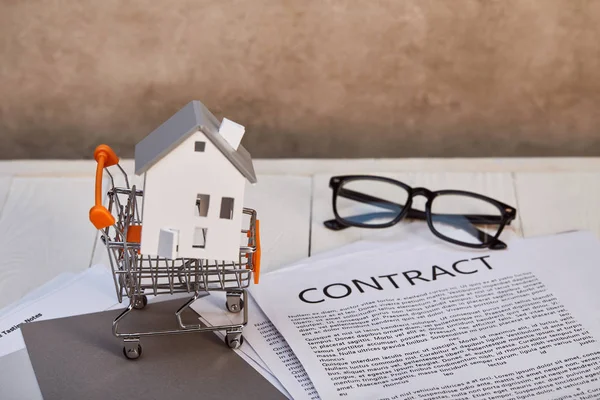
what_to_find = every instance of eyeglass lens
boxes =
[336,179,409,226]
[430,194,503,245]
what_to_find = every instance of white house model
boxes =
[134,100,257,261]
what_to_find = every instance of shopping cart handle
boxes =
[90,144,119,229]
[253,220,261,284]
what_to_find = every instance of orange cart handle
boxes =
[253,220,261,284]
[89,144,119,229]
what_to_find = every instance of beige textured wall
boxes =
[1,0,599,159]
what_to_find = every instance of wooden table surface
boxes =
[1,157,599,309]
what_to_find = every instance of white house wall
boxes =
[139,129,247,261]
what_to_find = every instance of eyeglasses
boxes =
[323,175,517,250]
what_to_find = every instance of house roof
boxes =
[134,100,257,183]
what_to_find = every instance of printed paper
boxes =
[251,231,600,400]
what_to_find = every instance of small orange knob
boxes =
[94,144,119,167]
[90,205,116,229]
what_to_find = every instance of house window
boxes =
[220,197,235,219]
[193,227,207,248]
[195,194,210,217]
[194,141,206,152]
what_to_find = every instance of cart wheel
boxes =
[226,333,244,349]
[123,344,143,360]
[226,298,244,313]
[133,295,148,310]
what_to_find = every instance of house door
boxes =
[158,228,180,259]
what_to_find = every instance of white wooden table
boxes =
[1,157,600,309]
[1,157,600,399]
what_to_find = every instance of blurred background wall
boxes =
[0,0,599,159]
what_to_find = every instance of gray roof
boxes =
[134,100,257,183]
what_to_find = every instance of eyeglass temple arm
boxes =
[326,188,507,248]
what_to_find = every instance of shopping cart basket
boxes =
[89,145,261,359]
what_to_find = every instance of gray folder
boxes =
[21,298,286,400]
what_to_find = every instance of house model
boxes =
[134,100,257,261]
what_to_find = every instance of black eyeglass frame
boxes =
[324,175,518,250]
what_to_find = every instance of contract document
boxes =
[251,231,600,400]
[237,234,437,400]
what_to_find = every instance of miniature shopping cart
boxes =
[89,145,261,360]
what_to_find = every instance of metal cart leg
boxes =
[113,301,145,360]
[174,290,248,349]
[175,291,204,329]
[113,301,135,337]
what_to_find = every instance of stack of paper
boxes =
[0,265,123,400]
[0,263,294,398]
[0,264,119,359]
[192,229,600,400]
[5,227,600,399]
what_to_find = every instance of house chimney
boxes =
[218,118,245,150]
